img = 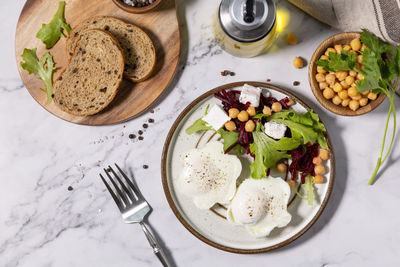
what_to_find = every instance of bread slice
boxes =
[54,29,125,116]
[67,16,156,82]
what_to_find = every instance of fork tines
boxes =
[100,164,142,211]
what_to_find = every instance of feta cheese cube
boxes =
[239,84,262,107]
[264,121,287,140]
[203,105,230,131]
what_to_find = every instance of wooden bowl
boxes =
[308,32,386,116]
[112,0,163,13]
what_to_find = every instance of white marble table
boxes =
[1,0,400,266]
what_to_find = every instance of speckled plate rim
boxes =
[161,81,335,254]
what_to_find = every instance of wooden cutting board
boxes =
[15,0,180,125]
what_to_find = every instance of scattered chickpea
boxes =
[319,82,328,90]
[313,175,324,184]
[349,70,357,77]
[317,66,326,74]
[368,92,377,100]
[350,38,362,51]
[287,33,298,45]
[333,82,343,93]
[320,55,329,60]
[325,47,336,56]
[345,76,355,86]
[238,110,249,122]
[319,149,329,160]
[271,102,282,112]
[287,98,295,106]
[351,93,362,100]
[228,108,239,119]
[246,106,256,116]
[312,157,322,165]
[325,73,336,85]
[349,100,360,111]
[332,95,342,105]
[342,98,350,107]
[293,57,304,68]
[343,45,351,52]
[336,71,348,81]
[348,86,358,97]
[338,90,349,100]
[314,165,325,175]
[315,73,326,82]
[357,54,363,64]
[323,88,335,99]
[334,44,343,54]
[245,120,255,132]
[359,98,368,106]
[262,106,272,116]
[224,121,236,131]
[287,179,296,189]
[276,163,287,173]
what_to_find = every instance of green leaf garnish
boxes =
[36,1,71,49]
[316,50,357,72]
[185,104,213,135]
[20,48,56,103]
[217,129,243,154]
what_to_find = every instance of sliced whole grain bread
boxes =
[67,16,156,82]
[54,29,125,116]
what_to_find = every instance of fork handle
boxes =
[139,222,171,267]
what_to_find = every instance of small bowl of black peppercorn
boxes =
[112,0,163,13]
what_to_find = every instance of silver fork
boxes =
[100,164,171,267]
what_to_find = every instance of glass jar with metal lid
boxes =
[214,0,277,58]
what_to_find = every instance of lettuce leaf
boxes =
[295,175,315,206]
[250,130,302,179]
[36,1,71,49]
[217,129,243,154]
[185,105,212,135]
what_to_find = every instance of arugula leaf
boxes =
[217,129,242,154]
[250,130,302,179]
[316,51,357,72]
[36,1,71,49]
[20,48,56,103]
[185,104,212,135]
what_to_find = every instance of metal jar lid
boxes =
[219,0,276,43]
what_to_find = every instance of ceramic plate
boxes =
[161,82,335,253]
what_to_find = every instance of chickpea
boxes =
[333,82,343,93]
[228,108,240,119]
[325,47,336,56]
[262,106,272,116]
[238,110,249,122]
[319,149,330,160]
[349,70,357,77]
[348,86,358,97]
[293,57,304,68]
[287,98,295,106]
[314,165,325,175]
[345,76,355,86]
[342,98,350,107]
[320,55,329,60]
[287,33,298,45]
[357,73,364,80]
[246,106,256,116]
[317,66,327,74]
[276,163,287,173]
[315,73,326,82]
[319,82,328,90]
[368,92,378,100]
[338,90,349,100]
[323,88,335,99]
[349,100,360,111]
[339,80,349,90]
[332,95,342,105]
[357,55,363,64]
[312,157,322,165]
[245,120,255,132]
[350,38,362,51]
[351,93,362,100]
[287,179,296,189]
[325,73,336,84]
[359,98,368,106]
[343,45,351,52]
[313,175,324,184]
[336,71,348,81]
[349,50,357,56]
[224,121,236,131]
[334,44,343,54]
[361,44,367,51]
[271,102,282,112]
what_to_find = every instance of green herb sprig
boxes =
[317,29,397,185]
